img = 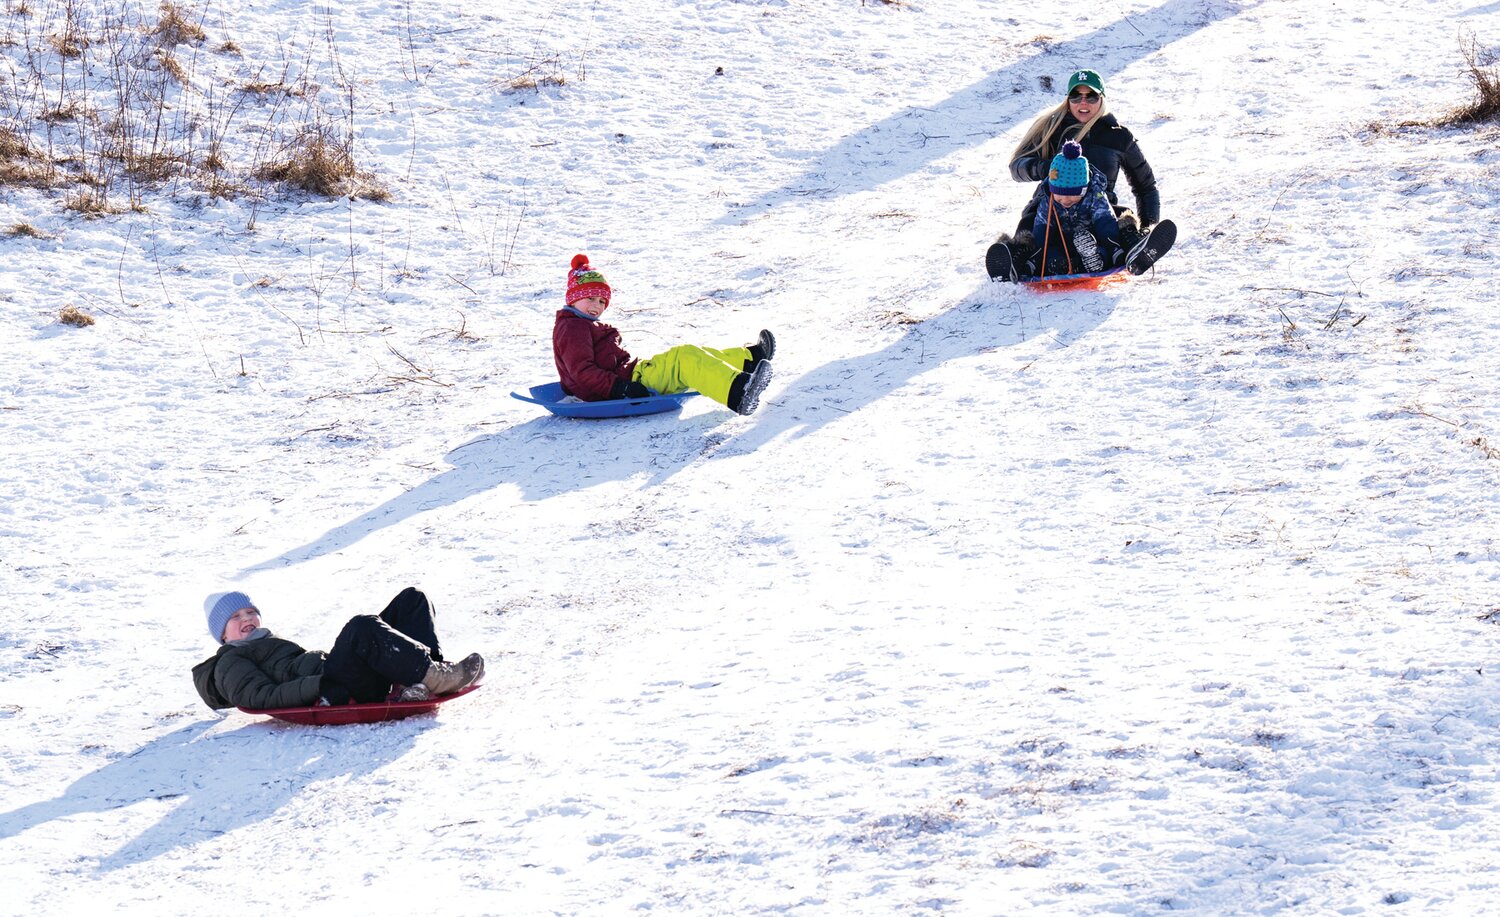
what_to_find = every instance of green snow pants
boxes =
[632,345,754,407]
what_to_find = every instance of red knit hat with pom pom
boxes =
[566,254,611,306]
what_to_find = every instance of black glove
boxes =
[318,677,351,706]
[610,379,652,399]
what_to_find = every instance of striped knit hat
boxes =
[565,254,611,306]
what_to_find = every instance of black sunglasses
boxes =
[1068,90,1100,103]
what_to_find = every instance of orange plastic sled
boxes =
[1022,267,1128,292]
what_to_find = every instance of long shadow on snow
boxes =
[0,716,427,872]
[661,282,1124,474]
[238,408,731,574]
[721,0,1257,221]
[240,286,1119,572]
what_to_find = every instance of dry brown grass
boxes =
[0,127,56,187]
[154,48,188,83]
[0,161,55,187]
[503,56,570,93]
[120,150,186,183]
[38,102,83,123]
[47,28,88,58]
[506,72,566,92]
[7,221,52,238]
[254,125,387,199]
[151,1,205,46]
[59,305,95,326]
[238,79,306,97]
[62,189,122,216]
[2,1,386,210]
[0,126,33,160]
[1434,34,1500,127]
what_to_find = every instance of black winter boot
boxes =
[746,329,776,365]
[727,360,773,415]
[985,241,1018,282]
[1126,220,1177,275]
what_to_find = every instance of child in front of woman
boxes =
[989,140,1124,281]
[553,254,775,415]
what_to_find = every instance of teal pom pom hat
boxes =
[1047,140,1090,196]
[566,253,612,306]
[1066,68,1105,96]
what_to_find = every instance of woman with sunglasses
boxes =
[992,69,1160,272]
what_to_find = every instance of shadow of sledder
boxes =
[719,0,1262,221]
[0,717,424,872]
[653,280,1122,476]
[237,404,732,575]
[237,282,1118,574]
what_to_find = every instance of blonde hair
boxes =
[1011,96,1110,165]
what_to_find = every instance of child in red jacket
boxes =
[553,254,775,415]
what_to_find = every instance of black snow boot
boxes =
[727,360,773,416]
[985,241,1019,282]
[1126,219,1177,275]
[746,329,776,367]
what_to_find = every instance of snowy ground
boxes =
[4,0,1500,912]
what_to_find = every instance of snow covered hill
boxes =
[3,0,1499,912]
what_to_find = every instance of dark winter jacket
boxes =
[192,630,327,710]
[1029,171,1123,276]
[1010,112,1160,230]
[553,308,638,401]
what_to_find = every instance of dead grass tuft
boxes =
[7,221,51,238]
[254,125,387,199]
[503,56,571,93]
[152,1,206,47]
[507,73,565,92]
[154,48,188,83]
[0,126,34,160]
[0,127,56,187]
[0,161,55,187]
[1434,33,1500,127]
[47,28,88,58]
[38,102,83,124]
[119,150,186,183]
[62,189,122,216]
[238,79,306,97]
[59,305,95,326]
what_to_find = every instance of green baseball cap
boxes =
[1066,69,1105,96]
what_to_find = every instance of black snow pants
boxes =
[323,587,444,703]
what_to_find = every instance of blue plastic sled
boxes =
[1021,266,1127,291]
[511,382,699,418]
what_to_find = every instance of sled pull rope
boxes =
[1039,198,1074,281]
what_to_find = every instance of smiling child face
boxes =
[221,606,261,642]
[573,295,609,319]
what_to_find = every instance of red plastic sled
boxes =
[238,684,481,725]
[1022,267,1128,292]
